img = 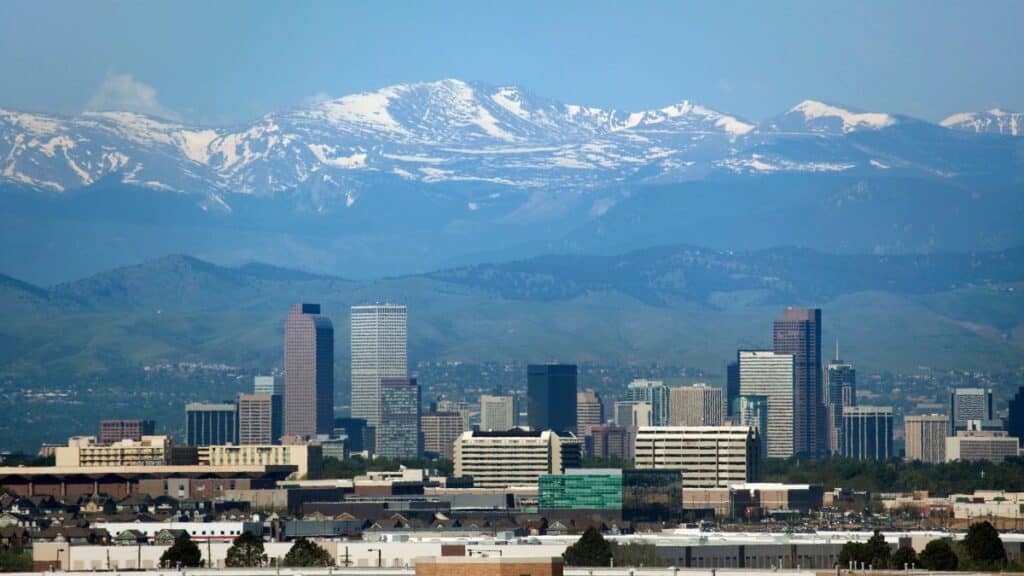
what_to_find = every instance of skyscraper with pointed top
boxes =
[773,307,825,459]
[824,339,856,455]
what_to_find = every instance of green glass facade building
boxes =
[539,469,623,510]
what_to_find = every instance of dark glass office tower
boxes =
[527,364,577,434]
[376,377,421,459]
[284,303,334,437]
[773,307,824,459]
[1008,387,1024,448]
[726,360,740,417]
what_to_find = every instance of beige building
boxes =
[238,393,273,445]
[479,394,516,432]
[669,383,725,426]
[634,426,760,488]
[55,435,171,467]
[420,412,465,460]
[198,444,321,479]
[951,491,1024,520]
[576,389,603,436]
[453,430,580,488]
[945,429,1019,463]
[905,414,948,463]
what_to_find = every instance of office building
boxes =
[841,406,893,461]
[614,400,652,428]
[453,429,581,488]
[576,389,604,436]
[1009,386,1024,448]
[238,394,274,445]
[824,347,856,455]
[185,403,237,446]
[335,418,373,454]
[539,468,623,511]
[634,426,761,488]
[434,398,473,431]
[479,394,516,432]
[284,303,334,437]
[99,420,155,445]
[198,443,322,479]
[726,361,740,417]
[738,395,769,460]
[588,425,632,460]
[945,426,1020,463]
[55,436,172,467]
[527,364,577,434]
[773,307,824,459]
[669,383,725,426]
[350,304,407,427]
[376,377,420,460]
[627,379,669,426]
[949,388,995,434]
[253,376,284,443]
[420,412,464,460]
[905,414,949,464]
[738,350,794,458]
[254,375,283,396]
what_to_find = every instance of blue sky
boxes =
[1,0,1020,125]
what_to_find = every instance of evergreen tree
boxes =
[865,531,892,569]
[160,534,203,568]
[892,545,918,569]
[563,527,613,567]
[0,547,33,573]
[918,539,958,571]
[283,537,333,567]
[225,531,266,568]
[961,520,1006,569]
[837,542,868,568]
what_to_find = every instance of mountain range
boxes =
[1,79,1022,285]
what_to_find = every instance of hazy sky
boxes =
[1,0,1020,125]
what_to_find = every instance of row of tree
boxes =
[159,532,331,568]
[762,456,1024,495]
[564,522,1018,571]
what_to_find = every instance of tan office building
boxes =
[634,426,760,488]
[905,414,948,464]
[669,383,725,426]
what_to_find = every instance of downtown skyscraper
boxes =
[773,307,824,459]
[351,304,408,427]
[284,303,334,437]
[527,364,577,435]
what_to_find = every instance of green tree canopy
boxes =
[892,545,918,569]
[563,527,613,567]
[283,537,333,567]
[225,531,265,568]
[837,531,891,569]
[0,546,33,573]
[960,520,1006,569]
[918,539,958,571]
[160,534,203,568]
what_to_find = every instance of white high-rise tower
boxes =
[351,304,408,426]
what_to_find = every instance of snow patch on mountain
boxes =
[786,100,896,132]
[941,108,1022,136]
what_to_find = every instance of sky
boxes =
[0,0,1021,126]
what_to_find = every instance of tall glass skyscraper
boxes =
[185,403,237,446]
[774,307,824,459]
[739,350,794,458]
[824,347,856,455]
[376,377,420,459]
[284,303,334,437]
[527,364,577,435]
[627,379,669,426]
[350,304,408,427]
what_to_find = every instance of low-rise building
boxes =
[55,436,171,467]
[198,444,322,479]
[945,429,1020,463]
[633,426,760,488]
[951,491,1024,520]
[453,430,581,488]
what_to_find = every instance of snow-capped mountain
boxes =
[941,108,1023,136]
[6,78,1012,205]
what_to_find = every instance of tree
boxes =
[918,539,958,571]
[892,545,918,569]
[864,531,892,569]
[960,520,1006,569]
[611,542,664,567]
[225,531,265,568]
[160,534,203,568]
[283,538,333,567]
[837,542,868,568]
[563,527,612,567]
[0,547,33,573]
